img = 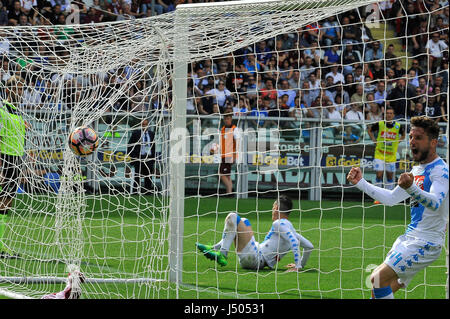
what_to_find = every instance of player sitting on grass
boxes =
[347,116,448,299]
[196,195,314,272]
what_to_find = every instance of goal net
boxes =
[0,0,448,299]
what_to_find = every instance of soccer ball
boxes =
[210,142,219,154]
[68,126,99,156]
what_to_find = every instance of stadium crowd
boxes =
[0,0,448,143]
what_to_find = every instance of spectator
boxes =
[299,80,317,108]
[407,59,425,78]
[250,97,270,128]
[425,94,442,121]
[20,0,37,15]
[432,75,444,92]
[406,69,419,88]
[366,101,383,122]
[432,16,447,41]
[436,59,448,90]
[392,59,406,79]
[344,73,356,97]
[370,60,385,81]
[324,76,336,100]
[255,40,272,68]
[322,15,341,47]
[385,68,396,93]
[342,43,362,75]
[50,0,70,11]
[362,63,374,82]
[279,59,294,81]
[156,0,175,14]
[116,3,137,21]
[242,54,261,76]
[288,70,301,90]
[1,58,12,83]
[304,21,322,44]
[8,0,23,25]
[350,83,364,106]
[260,78,277,107]
[373,81,387,106]
[308,96,326,119]
[289,96,309,120]
[308,72,321,97]
[334,93,348,115]
[325,65,345,84]
[386,78,416,119]
[357,16,374,44]
[353,65,364,83]
[411,18,430,62]
[205,80,232,113]
[332,82,350,107]
[325,100,343,134]
[384,43,397,69]
[0,29,9,56]
[344,102,364,142]
[323,44,340,67]
[410,101,426,117]
[303,41,322,66]
[263,56,279,81]
[299,56,315,83]
[425,32,448,71]
[140,0,161,15]
[232,97,250,116]
[0,2,8,26]
[107,0,123,15]
[81,7,104,24]
[277,94,292,118]
[340,15,358,44]
[22,75,42,109]
[433,86,447,116]
[364,41,383,62]
[276,79,296,109]
[363,78,377,96]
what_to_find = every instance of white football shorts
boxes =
[384,234,442,287]
[373,158,396,173]
[237,237,266,270]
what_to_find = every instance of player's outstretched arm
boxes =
[347,167,410,206]
[295,233,313,268]
[274,221,303,272]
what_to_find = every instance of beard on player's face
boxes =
[411,144,429,163]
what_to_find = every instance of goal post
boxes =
[0,0,448,299]
[168,0,383,286]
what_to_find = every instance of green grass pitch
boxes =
[0,195,447,299]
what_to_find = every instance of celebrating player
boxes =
[196,195,313,271]
[347,116,448,299]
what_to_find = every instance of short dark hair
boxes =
[410,116,440,140]
[278,195,293,215]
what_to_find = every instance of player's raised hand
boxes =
[398,172,414,189]
[347,167,362,185]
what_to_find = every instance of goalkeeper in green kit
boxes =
[0,76,28,258]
